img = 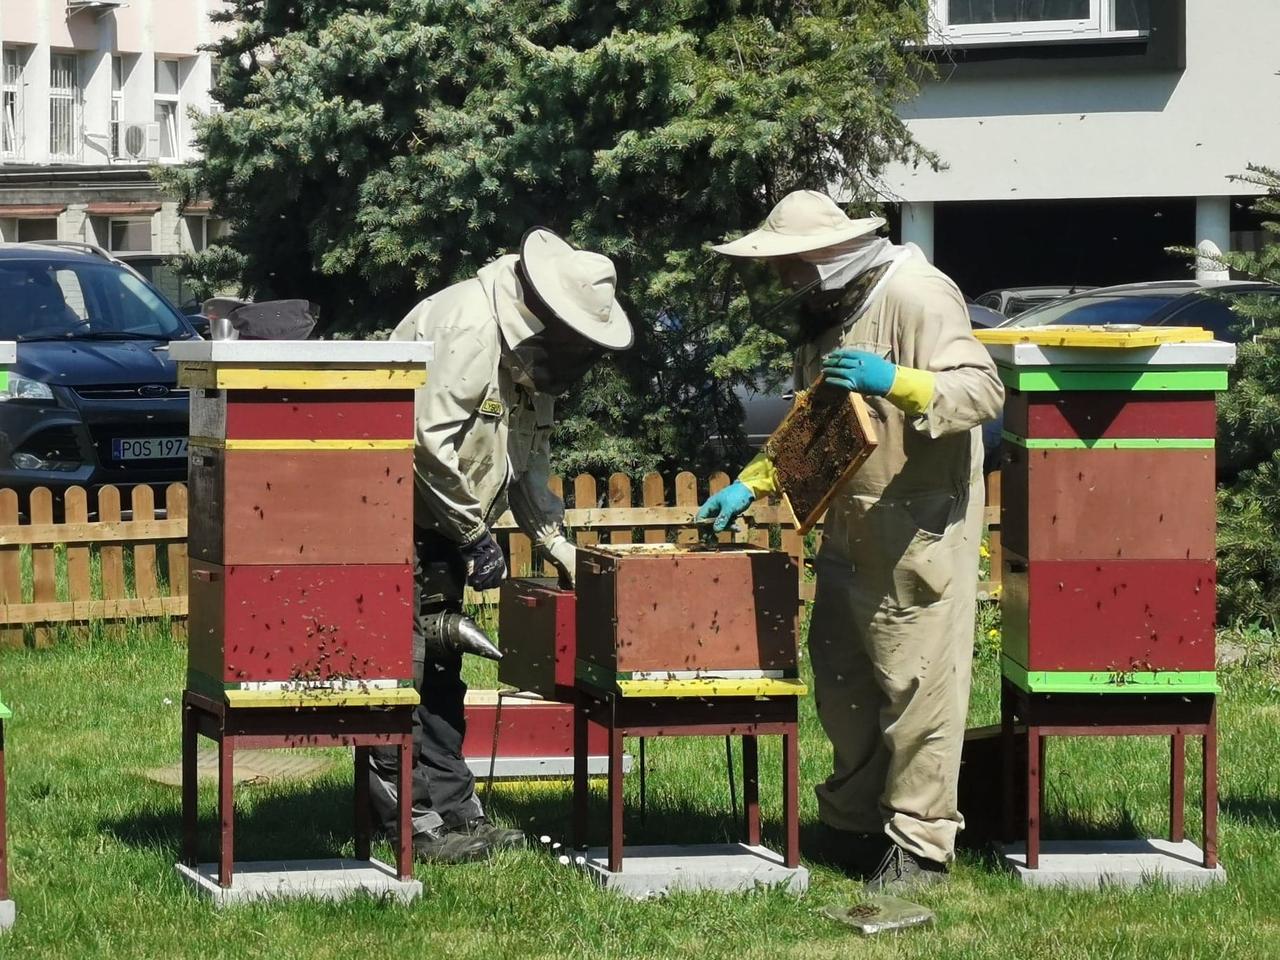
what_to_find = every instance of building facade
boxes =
[0,0,229,306]
[886,0,1280,296]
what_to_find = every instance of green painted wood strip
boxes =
[997,365,1229,393]
[0,371,8,392]
[576,659,626,689]
[1002,656,1218,694]
[0,699,11,720]
[1000,431,1215,450]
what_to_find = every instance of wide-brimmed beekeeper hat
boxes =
[520,228,634,351]
[711,190,885,258]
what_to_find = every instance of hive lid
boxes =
[168,339,434,365]
[581,543,773,557]
[975,325,1213,349]
[981,338,1236,369]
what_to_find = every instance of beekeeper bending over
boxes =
[370,228,634,864]
[698,190,1002,891]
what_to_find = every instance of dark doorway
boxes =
[921,197,1197,299]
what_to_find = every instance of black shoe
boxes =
[451,816,525,851]
[413,828,494,864]
[862,843,948,893]
[843,831,894,877]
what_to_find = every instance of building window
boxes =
[110,55,124,158]
[930,0,1150,45]
[49,52,81,160]
[154,58,180,160]
[16,219,58,242]
[184,214,209,252]
[2,47,25,159]
[109,218,152,254]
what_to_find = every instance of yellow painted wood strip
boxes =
[975,326,1213,348]
[189,437,414,451]
[178,363,426,391]
[224,687,421,709]
[616,677,808,699]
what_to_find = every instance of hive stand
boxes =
[979,327,1234,888]
[0,694,12,930]
[169,340,430,905]
[570,544,808,898]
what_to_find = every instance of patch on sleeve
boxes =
[478,398,505,419]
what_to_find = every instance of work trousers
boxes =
[807,479,984,864]
[367,529,484,838]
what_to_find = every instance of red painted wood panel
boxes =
[1002,446,1216,561]
[1004,390,1218,441]
[1002,557,1216,673]
[224,390,415,441]
[463,702,610,759]
[220,448,413,565]
[498,578,577,699]
[188,560,413,683]
[577,548,798,674]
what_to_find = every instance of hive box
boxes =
[171,340,431,705]
[497,578,577,699]
[575,544,798,686]
[980,333,1235,695]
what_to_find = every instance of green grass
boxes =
[1,623,1279,959]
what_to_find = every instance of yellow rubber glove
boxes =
[885,366,936,415]
[737,452,779,497]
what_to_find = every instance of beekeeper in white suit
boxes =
[368,228,634,864]
[698,190,1003,891]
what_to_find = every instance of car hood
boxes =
[15,339,180,388]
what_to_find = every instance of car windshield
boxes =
[0,259,189,342]
[1008,293,1181,328]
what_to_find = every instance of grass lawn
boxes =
[1,616,1279,959]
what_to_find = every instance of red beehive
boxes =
[575,543,798,684]
[497,578,577,700]
[172,341,431,705]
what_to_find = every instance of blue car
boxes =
[0,241,201,503]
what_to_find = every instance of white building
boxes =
[0,0,229,306]
[887,0,1280,296]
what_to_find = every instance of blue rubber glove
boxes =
[696,481,755,533]
[821,348,897,396]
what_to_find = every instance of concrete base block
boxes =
[176,858,422,907]
[466,754,631,780]
[578,843,808,899]
[1001,839,1226,889]
[0,899,13,930]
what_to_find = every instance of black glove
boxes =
[460,530,507,591]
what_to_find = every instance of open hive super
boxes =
[173,340,430,705]
[574,543,799,688]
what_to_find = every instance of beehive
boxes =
[170,340,432,707]
[574,543,799,691]
[978,327,1235,695]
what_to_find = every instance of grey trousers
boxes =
[367,530,484,839]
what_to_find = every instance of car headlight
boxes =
[1,373,55,402]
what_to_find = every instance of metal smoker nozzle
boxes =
[425,612,503,661]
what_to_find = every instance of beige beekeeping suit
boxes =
[389,254,565,551]
[799,250,1003,863]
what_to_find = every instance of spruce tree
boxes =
[166,0,935,474]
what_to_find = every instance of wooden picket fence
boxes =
[0,471,1001,644]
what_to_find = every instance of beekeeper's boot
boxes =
[412,826,494,864]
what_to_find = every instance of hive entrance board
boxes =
[765,375,877,534]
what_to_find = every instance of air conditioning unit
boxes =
[112,121,160,162]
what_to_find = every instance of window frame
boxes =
[2,46,25,160]
[153,58,181,161]
[48,51,82,162]
[929,0,1151,46]
[110,54,124,158]
[107,217,154,255]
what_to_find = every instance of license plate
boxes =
[111,437,188,461]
